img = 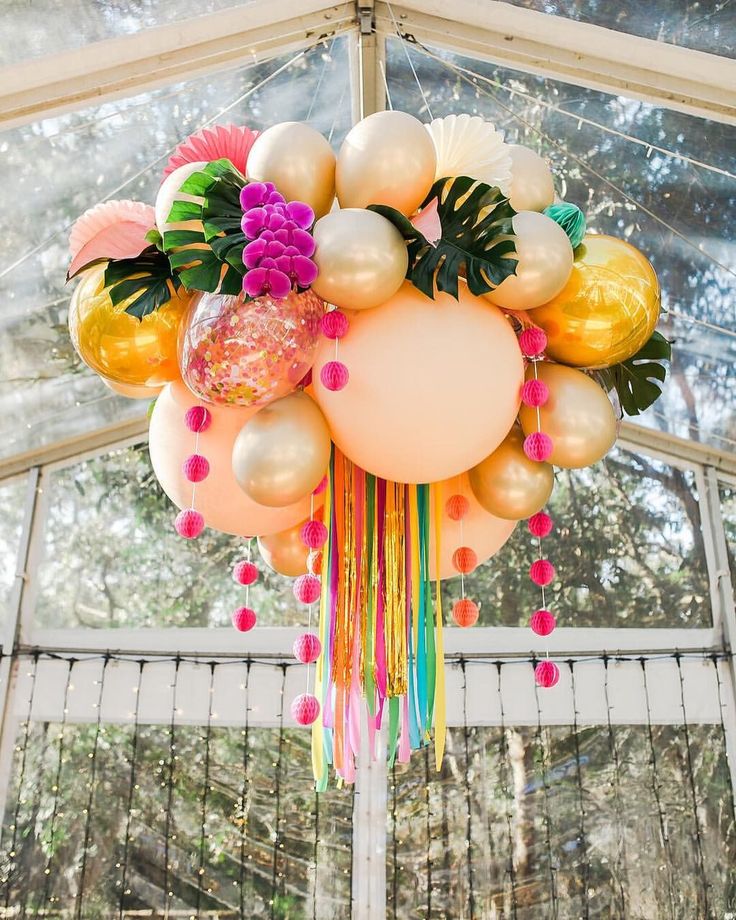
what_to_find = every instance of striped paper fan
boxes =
[426,114,513,195]
[162,123,259,179]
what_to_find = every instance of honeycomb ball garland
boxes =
[182,453,210,483]
[291,693,321,726]
[446,494,471,522]
[300,519,328,550]
[184,405,212,433]
[293,632,322,664]
[530,609,556,636]
[293,573,321,605]
[523,432,554,463]
[452,598,480,628]
[175,509,205,539]
[232,606,257,632]
[320,360,349,392]
[535,660,560,688]
[519,327,548,358]
[521,378,549,408]
[452,546,478,575]
[528,512,554,539]
[233,559,259,586]
[321,309,350,339]
[530,559,556,586]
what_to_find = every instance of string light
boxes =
[495,662,519,915]
[602,656,629,915]
[162,656,181,916]
[533,669,559,910]
[118,660,144,916]
[568,660,590,919]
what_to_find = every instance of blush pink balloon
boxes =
[149,380,318,537]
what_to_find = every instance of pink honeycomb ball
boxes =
[530,559,556,586]
[530,609,556,636]
[291,693,320,725]
[182,453,210,483]
[233,559,258,586]
[232,606,257,632]
[321,309,349,339]
[452,598,479,628]
[300,519,328,550]
[519,327,547,357]
[521,378,549,408]
[535,660,560,688]
[293,632,322,664]
[446,494,470,522]
[524,432,554,462]
[320,360,349,391]
[293,573,321,605]
[528,512,553,538]
[174,509,204,539]
[184,405,212,433]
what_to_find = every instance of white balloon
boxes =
[508,145,554,212]
[155,161,208,234]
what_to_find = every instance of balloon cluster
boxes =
[65,112,668,777]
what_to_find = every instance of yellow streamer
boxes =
[384,482,408,697]
[433,481,446,771]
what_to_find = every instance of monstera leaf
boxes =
[162,158,247,295]
[369,176,518,299]
[597,331,671,416]
[104,247,180,320]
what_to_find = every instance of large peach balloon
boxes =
[429,474,516,579]
[313,282,524,483]
[485,211,573,311]
[149,380,315,537]
[518,363,617,469]
[468,427,554,520]
[508,145,554,212]
[531,234,660,368]
[311,209,408,310]
[246,122,336,218]
[336,111,437,215]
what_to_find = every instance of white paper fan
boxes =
[426,114,513,195]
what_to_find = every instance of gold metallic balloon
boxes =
[232,391,331,507]
[532,234,660,368]
[468,426,554,520]
[508,144,555,212]
[518,363,617,469]
[258,519,311,577]
[485,211,573,311]
[68,265,189,387]
[312,209,409,310]
[102,377,165,399]
[246,122,336,219]
[336,111,437,216]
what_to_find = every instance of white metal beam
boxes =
[0,1,355,131]
[375,0,736,125]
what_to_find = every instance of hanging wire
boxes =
[239,660,252,916]
[460,659,476,919]
[533,667,559,917]
[385,2,433,118]
[602,656,629,916]
[711,653,736,825]
[163,656,181,915]
[270,664,287,920]
[495,663,518,919]
[674,653,712,914]
[568,661,590,919]
[3,652,39,909]
[195,662,217,916]
[118,660,144,919]
[75,654,110,920]
[423,744,433,919]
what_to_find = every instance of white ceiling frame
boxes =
[374,0,736,125]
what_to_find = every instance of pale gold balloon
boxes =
[531,234,661,368]
[246,122,336,218]
[485,211,573,311]
[232,391,331,507]
[311,209,409,310]
[468,427,554,521]
[518,363,617,469]
[508,145,555,212]
[336,111,437,216]
[258,519,311,577]
[102,377,165,399]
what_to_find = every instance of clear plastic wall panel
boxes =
[386,40,736,454]
[0,474,27,637]
[441,446,710,628]
[721,481,736,585]
[0,38,350,461]
[34,445,315,628]
[498,0,736,57]
[0,0,262,66]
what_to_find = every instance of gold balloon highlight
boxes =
[519,363,617,469]
[258,519,312,577]
[508,145,555,212]
[336,111,437,216]
[532,234,660,368]
[468,427,554,520]
[68,265,188,387]
[311,209,409,310]
[246,122,336,218]
[232,391,331,507]
[485,211,573,312]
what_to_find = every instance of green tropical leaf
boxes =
[369,176,518,300]
[597,331,671,417]
[103,247,179,320]
[161,158,247,295]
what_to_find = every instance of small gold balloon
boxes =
[258,519,311,577]
[532,234,660,368]
[519,363,617,469]
[102,377,165,399]
[468,427,554,520]
[68,265,189,387]
[232,391,331,507]
[336,111,437,216]
[312,209,409,310]
[246,122,336,218]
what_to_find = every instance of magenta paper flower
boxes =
[240,181,285,210]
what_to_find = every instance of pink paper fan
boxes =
[68,200,155,279]
[162,124,259,179]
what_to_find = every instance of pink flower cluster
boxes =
[240,182,318,298]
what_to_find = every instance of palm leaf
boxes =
[369,176,518,300]
[597,331,671,417]
[104,247,180,320]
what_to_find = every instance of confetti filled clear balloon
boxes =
[179,288,324,407]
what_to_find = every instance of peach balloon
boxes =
[149,380,316,537]
[258,519,311,577]
[312,282,524,483]
[429,474,516,580]
[508,145,554,212]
